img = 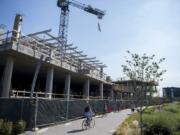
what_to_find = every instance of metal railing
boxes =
[11,90,109,100]
[0,30,13,44]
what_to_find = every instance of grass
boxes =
[113,113,139,135]
[114,102,180,135]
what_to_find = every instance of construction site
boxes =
[0,0,152,130]
[0,0,114,100]
[0,19,113,100]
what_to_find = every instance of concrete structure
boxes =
[0,14,113,100]
[99,82,103,99]
[163,87,180,100]
[113,80,157,100]
[45,66,54,99]
[83,78,90,99]
[1,57,14,97]
[64,73,71,99]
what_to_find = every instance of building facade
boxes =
[113,80,157,100]
[163,87,180,100]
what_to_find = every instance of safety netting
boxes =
[0,98,164,129]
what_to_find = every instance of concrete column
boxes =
[110,89,114,100]
[1,57,14,97]
[99,82,103,99]
[64,73,71,99]
[120,93,123,100]
[83,78,90,99]
[45,67,54,99]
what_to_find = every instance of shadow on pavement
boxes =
[67,129,85,134]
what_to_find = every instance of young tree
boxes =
[121,50,166,96]
[121,50,166,135]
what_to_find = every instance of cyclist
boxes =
[83,104,92,126]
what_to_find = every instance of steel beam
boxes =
[89,60,99,62]
[27,29,52,36]
[79,57,96,60]
[63,46,78,51]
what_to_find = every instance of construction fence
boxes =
[0,97,164,129]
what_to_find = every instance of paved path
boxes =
[24,109,132,135]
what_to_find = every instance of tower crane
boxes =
[57,0,105,45]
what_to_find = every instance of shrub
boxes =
[143,107,155,114]
[114,102,180,135]
[0,119,3,129]
[144,124,171,135]
[164,106,178,113]
[163,102,180,113]
[143,112,180,135]
[176,102,180,106]
[12,120,26,135]
[0,120,13,135]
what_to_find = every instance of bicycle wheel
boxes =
[82,120,88,130]
[90,118,95,128]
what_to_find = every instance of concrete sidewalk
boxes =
[23,109,132,135]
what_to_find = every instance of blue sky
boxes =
[1,0,180,94]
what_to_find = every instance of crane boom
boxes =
[69,0,105,19]
[57,0,105,45]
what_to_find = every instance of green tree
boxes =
[121,50,166,135]
[121,50,166,96]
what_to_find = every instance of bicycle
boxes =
[82,117,95,130]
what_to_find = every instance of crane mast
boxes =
[57,0,105,45]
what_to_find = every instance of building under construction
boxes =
[0,1,156,129]
[0,14,159,130]
[0,14,131,129]
[0,14,113,100]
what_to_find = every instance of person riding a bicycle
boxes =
[84,104,92,126]
[82,102,95,129]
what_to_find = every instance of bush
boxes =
[143,107,155,114]
[164,106,178,113]
[0,119,26,135]
[0,119,3,129]
[143,111,180,135]
[163,102,180,113]
[144,124,171,135]
[0,120,13,135]
[12,120,26,135]
[114,102,180,135]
